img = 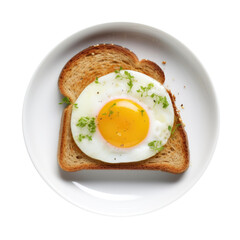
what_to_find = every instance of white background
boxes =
[1,0,239,239]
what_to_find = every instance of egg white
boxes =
[71,70,174,163]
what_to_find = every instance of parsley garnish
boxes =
[108,103,116,116]
[73,103,78,109]
[88,117,96,133]
[168,123,181,136]
[59,96,78,108]
[115,68,125,80]
[124,71,134,92]
[76,117,96,133]
[76,117,89,128]
[136,83,169,108]
[171,123,181,136]
[78,134,92,142]
[59,96,71,105]
[115,67,124,79]
[140,109,145,116]
[114,68,135,92]
[127,79,133,92]
[76,117,96,142]
[95,77,99,84]
[148,140,164,152]
[150,94,169,108]
[115,66,123,74]
[86,135,93,140]
[136,83,154,97]
[162,97,169,108]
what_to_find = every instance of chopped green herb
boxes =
[127,79,133,92]
[76,117,96,142]
[76,117,90,128]
[151,94,169,108]
[162,97,169,108]
[136,83,169,108]
[115,67,125,80]
[109,103,116,109]
[114,69,135,92]
[108,103,116,116]
[78,134,84,142]
[167,123,182,137]
[59,96,71,105]
[73,103,78,109]
[136,83,154,97]
[95,77,99,84]
[87,117,96,133]
[86,135,92,141]
[115,66,123,73]
[78,134,85,142]
[76,117,96,134]
[102,113,107,116]
[140,109,145,116]
[109,110,113,116]
[115,74,124,80]
[148,140,164,152]
[78,134,92,142]
[59,96,78,109]
[171,123,181,136]
[124,71,134,92]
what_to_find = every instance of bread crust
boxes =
[58,44,189,173]
[58,44,165,103]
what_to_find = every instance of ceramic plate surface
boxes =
[23,22,219,216]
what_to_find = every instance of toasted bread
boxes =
[58,44,189,173]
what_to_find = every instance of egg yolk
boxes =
[97,99,149,148]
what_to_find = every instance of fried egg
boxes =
[71,70,174,163]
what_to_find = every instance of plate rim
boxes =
[22,22,220,216]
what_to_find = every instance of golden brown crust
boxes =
[58,44,189,173]
[167,91,189,173]
[58,44,165,102]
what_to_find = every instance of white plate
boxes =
[22,22,219,216]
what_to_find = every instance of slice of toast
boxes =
[58,44,189,173]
